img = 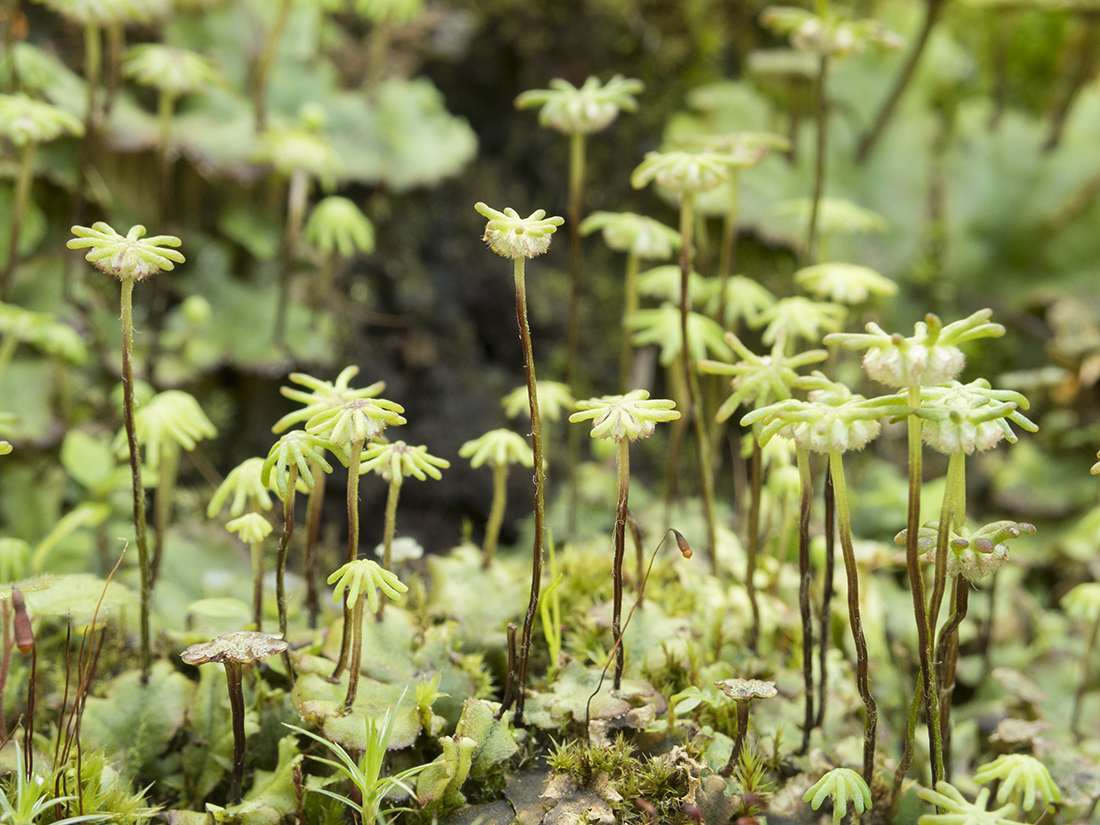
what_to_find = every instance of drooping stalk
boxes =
[483,463,509,568]
[276,464,298,675]
[806,55,829,264]
[251,0,292,133]
[796,446,815,754]
[331,439,364,679]
[815,467,835,729]
[304,460,326,628]
[612,438,629,689]
[828,450,877,784]
[121,275,152,684]
[677,192,718,569]
[512,255,546,725]
[903,385,943,784]
[1,141,35,301]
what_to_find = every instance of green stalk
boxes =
[512,255,546,726]
[796,446,815,753]
[904,385,944,784]
[936,575,968,779]
[343,594,364,712]
[677,192,718,569]
[888,684,924,820]
[2,140,36,301]
[612,438,630,689]
[250,539,264,631]
[377,476,400,618]
[564,130,586,540]
[121,275,151,684]
[274,167,309,343]
[331,439,363,679]
[806,55,829,265]
[482,462,508,569]
[277,464,298,675]
[155,90,176,225]
[619,251,640,391]
[928,452,966,635]
[829,450,878,784]
[716,168,740,326]
[251,0,292,133]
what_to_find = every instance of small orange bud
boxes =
[672,529,692,559]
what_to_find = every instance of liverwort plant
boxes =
[458,429,534,568]
[120,389,216,586]
[327,559,407,712]
[273,367,385,627]
[803,767,872,825]
[68,221,183,684]
[579,211,680,389]
[569,389,680,689]
[474,201,562,724]
[225,513,274,631]
[263,429,334,672]
[0,93,83,300]
[714,678,777,778]
[699,328,826,652]
[632,149,742,568]
[359,440,449,574]
[181,631,289,804]
[307,391,405,677]
[515,75,643,397]
[826,308,1006,785]
[303,195,375,312]
[743,374,906,778]
[973,754,1062,814]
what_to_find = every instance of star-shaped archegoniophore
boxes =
[630,150,741,195]
[120,389,216,470]
[973,754,1062,813]
[262,430,334,501]
[207,457,274,518]
[579,211,680,261]
[896,519,1035,582]
[794,262,897,306]
[254,119,341,189]
[328,558,408,614]
[569,389,680,442]
[761,3,904,59]
[916,782,1022,825]
[272,366,385,434]
[458,429,534,469]
[628,304,732,367]
[502,380,575,422]
[123,44,220,97]
[825,309,1006,390]
[303,196,375,258]
[753,296,847,348]
[474,202,564,260]
[698,328,827,423]
[226,512,273,545]
[306,396,406,451]
[741,377,907,453]
[917,379,1037,455]
[705,275,776,330]
[803,767,872,823]
[68,222,184,282]
[359,440,450,484]
[0,92,84,146]
[515,74,644,134]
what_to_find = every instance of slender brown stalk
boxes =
[513,256,546,726]
[343,595,364,713]
[815,467,835,729]
[936,577,968,778]
[612,438,630,689]
[496,622,518,720]
[796,447,814,754]
[277,465,298,675]
[225,662,246,804]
